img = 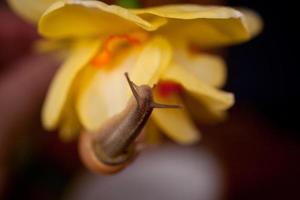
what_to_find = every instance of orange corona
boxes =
[157,81,183,97]
[91,33,146,68]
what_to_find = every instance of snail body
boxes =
[79,73,179,174]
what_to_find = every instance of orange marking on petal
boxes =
[91,33,145,68]
[91,50,111,67]
[157,81,183,98]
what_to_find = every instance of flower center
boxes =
[157,81,183,98]
[91,32,148,68]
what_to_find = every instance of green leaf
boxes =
[116,0,140,8]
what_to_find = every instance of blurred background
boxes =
[0,0,299,199]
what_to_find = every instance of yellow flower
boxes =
[9,0,262,144]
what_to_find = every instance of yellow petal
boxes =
[184,54,226,88]
[173,43,226,87]
[33,39,72,62]
[59,98,81,142]
[42,39,101,130]
[8,0,59,23]
[39,0,163,39]
[77,36,172,130]
[76,47,141,131]
[144,120,162,145]
[182,94,226,124]
[33,39,70,54]
[152,93,200,145]
[161,63,234,111]
[239,8,263,38]
[130,36,172,86]
[133,5,262,48]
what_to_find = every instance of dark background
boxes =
[227,0,299,136]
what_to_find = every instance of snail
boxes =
[79,73,180,174]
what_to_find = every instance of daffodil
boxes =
[8,0,262,144]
